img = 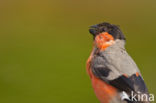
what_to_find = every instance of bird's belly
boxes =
[89,69,117,103]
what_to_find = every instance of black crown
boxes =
[89,22,126,40]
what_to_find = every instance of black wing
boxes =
[91,63,149,103]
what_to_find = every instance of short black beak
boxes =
[89,24,98,36]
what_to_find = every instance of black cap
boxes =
[89,22,126,40]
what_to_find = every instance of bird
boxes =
[86,22,150,103]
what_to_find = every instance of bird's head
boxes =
[89,22,125,50]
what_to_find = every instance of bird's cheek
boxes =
[95,40,115,50]
[95,42,108,50]
[100,44,110,50]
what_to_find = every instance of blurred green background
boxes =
[0,0,156,103]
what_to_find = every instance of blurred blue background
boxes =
[0,0,156,103]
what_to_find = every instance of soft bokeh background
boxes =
[0,0,156,103]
